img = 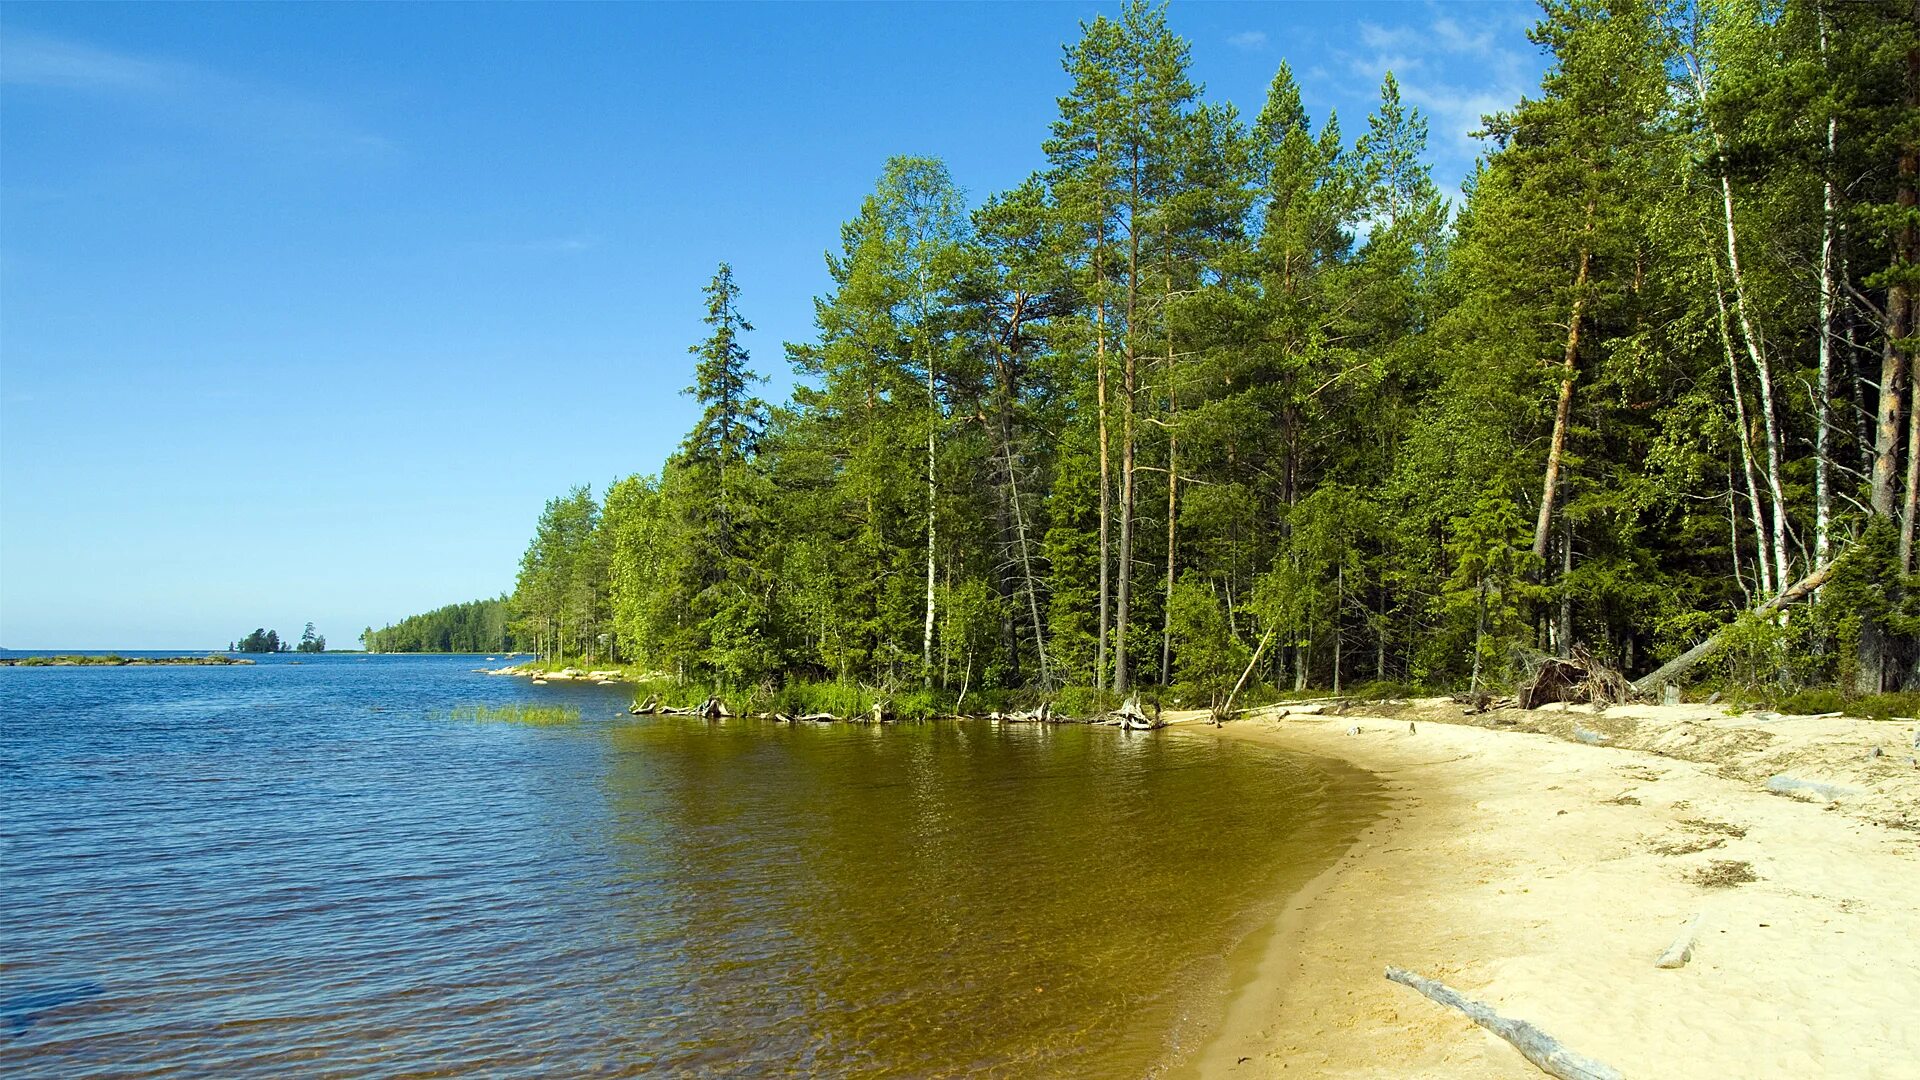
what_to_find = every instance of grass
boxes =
[448,703,579,726]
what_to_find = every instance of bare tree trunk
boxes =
[1815,8,1838,572]
[1161,329,1178,685]
[1712,153,1792,592]
[1096,275,1111,694]
[1882,17,1920,529]
[1115,144,1142,696]
[1900,31,1920,570]
[1534,243,1591,562]
[1116,351,1136,694]
[1557,524,1574,657]
[1332,563,1344,695]
[1714,270,1776,596]
[1728,475,1752,607]
[1001,438,1051,688]
[924,345,937,688]
[1635,558,1844,695]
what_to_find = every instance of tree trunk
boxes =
[1534,243,1591,562]
[1633,558,1844,694]
[1865,28,1918,687]
[1557,524,1574,657]
[1115,142,1142,696]
[1161,330,1178,686]
[1815,8,1837,573]
[1097,284,1111,694]
[1002,436,1051,688]
[924,345,937,688]
[1714,152,1792,592]
[1714,269,1776,596]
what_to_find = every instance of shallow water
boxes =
[1,654,1371,1076]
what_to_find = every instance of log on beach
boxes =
[1655,913,1705,969]
[1385,966,1622,1080]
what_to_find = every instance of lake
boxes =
[0,653,1376,1077]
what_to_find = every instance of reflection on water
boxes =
[0,655,1373,1077]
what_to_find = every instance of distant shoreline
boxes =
[0,654,256,667]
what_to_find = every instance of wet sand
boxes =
[1175,701,1920,1078]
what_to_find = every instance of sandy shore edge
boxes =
[1170,701,1920,1078]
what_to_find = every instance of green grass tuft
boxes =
[448,703,579,726]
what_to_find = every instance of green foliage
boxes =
[473,2,1916,701]
[365,598,517,653]
[236,628,284,653]
[446,704,578,726]
[1165,576,1246,705]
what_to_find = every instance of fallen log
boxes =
[1114,694,1162,730]
[1216,625,1279,723]
[1633,558,1842,695]
[629,696,659,716]
[1385,967,1621,1080]
[1656,913,1704,969]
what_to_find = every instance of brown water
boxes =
[1,655,1376,1076]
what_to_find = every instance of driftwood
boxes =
[1114,695,1162,730]
[870,700,894,724]
[1633,558,1842,694]
[629,696,659,716]
[1454,690,1514,714]
[1385,967,1622,1080]
[1656,913,1704,969]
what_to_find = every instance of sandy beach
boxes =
[1174,699,1920,1079]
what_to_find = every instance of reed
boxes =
[448,703,579,726]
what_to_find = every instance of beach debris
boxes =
[1346,725,1362,736]
[1867,746,1883,760]
[1573,726,1610,746]
[1655,912,1706,969]
[1385,966,1622,1080]
[1454,690,1513,714]
[1686,860,1759,889]
[1765,773,1858,802]
[1517,646,1634,710]
[1115,695,1162,731]
[1409,722,1417,735]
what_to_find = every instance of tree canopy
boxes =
[474,0,1917,703]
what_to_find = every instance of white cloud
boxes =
[1338,5,1539,182]
[0,32,394,161]
[1227,30,1269,51]
[0,34,180,90]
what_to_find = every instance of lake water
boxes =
[1,653,1376,1077]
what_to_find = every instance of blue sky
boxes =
[0,1,1547,649]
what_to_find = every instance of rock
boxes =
[1765,774,1859,802]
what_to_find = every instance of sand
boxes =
[1170,699,1920,1079]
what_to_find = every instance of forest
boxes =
[481,0,1918,709]
[361,598,517,654]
